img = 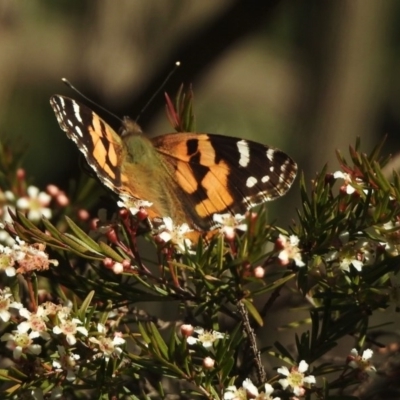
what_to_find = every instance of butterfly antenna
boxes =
[135,61,181,123]
[61,78,123,124]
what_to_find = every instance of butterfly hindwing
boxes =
[151,133,297,229]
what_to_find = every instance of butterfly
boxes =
[50,95,297,231]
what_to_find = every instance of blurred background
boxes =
[2,1,400,385]
[2,0,400,218]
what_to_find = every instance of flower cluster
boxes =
[223,360,316,399]
[0,237,58,276]
[0,291,127,398]
[324,231,387,273]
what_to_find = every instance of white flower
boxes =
[158,217,192,252]
[16,185,52,221]
[53,317,88,345]
[223,385,247,400]
[18,306,50,341]
[348,348,376,375]
[117,195,152,216]
[276,234,305,267]
[278,360,316,396]
[333,171,357,194]
[186,327,225,348]
[0,287,22,322]
[1,326,42,359]
[243,378,260,397]
[213,213,247,239]
[88,332,125,360]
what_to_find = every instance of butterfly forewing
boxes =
[50,95,130,196]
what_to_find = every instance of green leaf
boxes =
[0,369,22,382]
[148,322,169,360]
[41,218,63,239]
[272,341,295,362]
[59,233,102,259]
[65,216,102,252]
[98,241,125,262]
[241,298,263,326]
[78,290,95,320]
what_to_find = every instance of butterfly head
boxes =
[120,117,143,138]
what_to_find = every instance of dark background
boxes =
[1,0,400,215]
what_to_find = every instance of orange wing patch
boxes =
[154,133,235,221]
[196,160,234,216]
[175,161,198,194]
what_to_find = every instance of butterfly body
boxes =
[50,95,297,231]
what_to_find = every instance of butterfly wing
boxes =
[51,95,297,231]
[50,95,137,198]
[152,132,297,230]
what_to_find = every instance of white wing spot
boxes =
[261,175,270,183]
[270,166,274,172]
[266,148,275,162]
[237,140,250,167]
[246,176,257,188]
[72,102,83,123]
[281,160,290,171]
[75,126,84,137]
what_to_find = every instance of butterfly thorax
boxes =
[121,118,157,165]
[120,118,188,225]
